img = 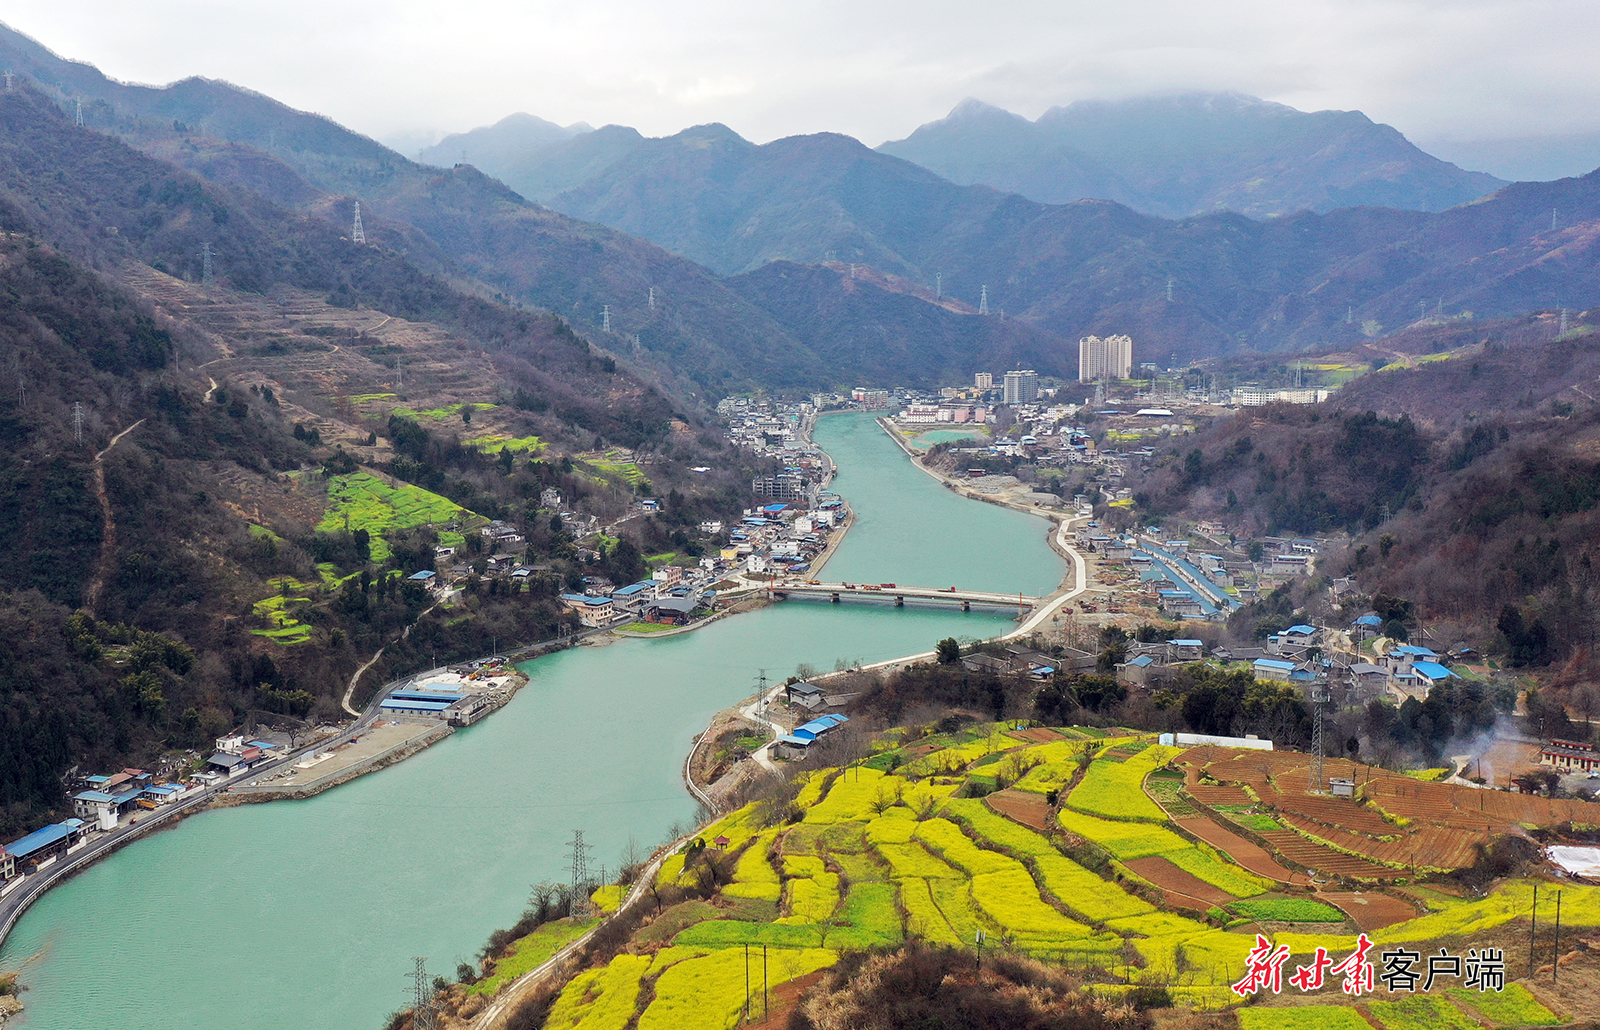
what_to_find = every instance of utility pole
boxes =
[568,829,593,918]
[408,957,435,1030]
[352,199,366,244]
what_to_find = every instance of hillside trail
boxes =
[84,419,146,615]
[340,602,438,716]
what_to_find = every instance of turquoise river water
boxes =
[0,411,1061,1029]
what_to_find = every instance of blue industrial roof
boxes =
[1354,615,1383,626]
[380,699,452,712]
[85,775,110,785]
[1394,645,1438,657]
[1128,656,1155,668]
[74,790,115,803]
[562,594,612,606]
[5,822,75,860]
[1412,661,1455,680]
[1168,639,1204,647]
[613,582,651,596]
[1287,625,1316,635]
[777,735,811,747]
[248,740,276,749]
[408,570,436,581]
[109,789,144,806]
[1254,658,1299,672]
[145,784,181,796]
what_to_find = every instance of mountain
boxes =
[878,93,1508,218]
[0,22,828,395]
[546,119,1600,364]
[725,262,1073,383]
[0,82,777,838]
[416,111,592,169]
[1127,309,1600,675]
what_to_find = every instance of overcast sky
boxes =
[6,0,1600,161]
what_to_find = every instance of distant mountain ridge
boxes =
[877,93,1507,218]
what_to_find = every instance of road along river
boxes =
[0,411,1062,1030]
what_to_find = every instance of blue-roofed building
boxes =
[561,593,615,627]
[1119,653,1160,686]
[1354,614,1383,627]
[407,570,436,582]
[3,819,86,872]
[1254,658,1313,683]
[1166,639,1205,661]
[379,696,454,716]
[72,790,117,826]
[1382,644,1439,674]
[1410,661,1456,690]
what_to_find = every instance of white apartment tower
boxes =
[974,372,993,390]
[1002,369,1039,405]
[1079,334,1134,383]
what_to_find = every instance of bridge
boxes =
[768,581,1041,612]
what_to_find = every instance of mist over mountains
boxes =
[5,18,1600,387]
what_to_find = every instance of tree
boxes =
[935,637,960,664]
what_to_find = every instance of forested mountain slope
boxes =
[0,87,758,838]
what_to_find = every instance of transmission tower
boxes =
[1166,277,1174,302]
[1346,305,1353,325]
[602,305,611,332]
[1309,684,1330,793]
[352,200,366,244]
[1092,377,1105,408]
[1560,307,1569,335]
[1552,208,1558,231]
[935,272,942,300]
[201,242,213,284]
[648,286,655,310]
[568,830,594,919]
[407,957,436,1030]
[979,285,988,315]
[3,71,13,92]
[72,402,84,445]
[74,98,83,126]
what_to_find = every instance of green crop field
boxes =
[1367,995,1480,1030]
[465,433,545,453]
[1237,1007,1375,1030]
[470,918,598,996]
[1227,897,1346,923]
[318,471,470,561]
[1448,984,1564,1026]
[392,401,497,421]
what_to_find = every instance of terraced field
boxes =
[516,730,1600,1030]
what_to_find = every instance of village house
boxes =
[1541,738,1600,774]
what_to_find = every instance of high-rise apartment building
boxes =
[1002,369,1039,405]
[1078,335,1134,382]
[974,372,993,390]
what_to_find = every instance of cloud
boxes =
[5,0,1599,149]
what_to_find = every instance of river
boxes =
[0,411,1061,1030]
